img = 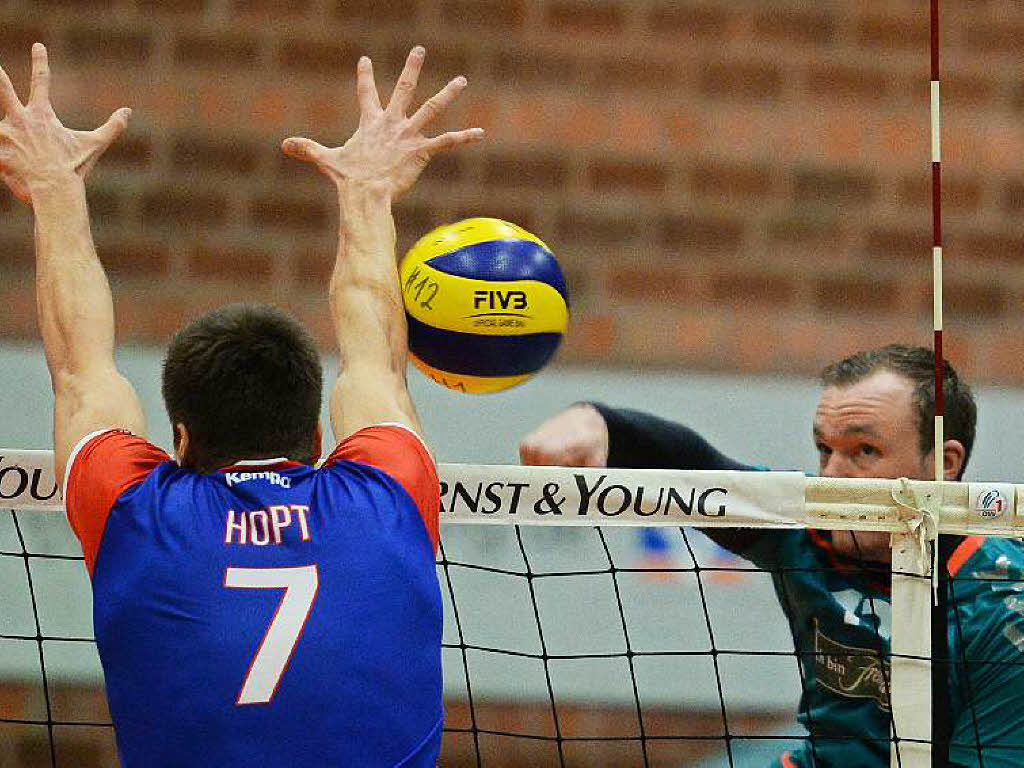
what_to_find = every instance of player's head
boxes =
[162,303,323,472]
[815,344,976,481]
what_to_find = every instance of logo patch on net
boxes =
[972,485,1011,518]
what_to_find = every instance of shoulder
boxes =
[739,528,810,568]
[950,536,1024,579]
[65,429,171,500]
[323,423,440,549]
[65,429,172,576]
[324,424,435,485]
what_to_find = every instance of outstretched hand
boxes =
[282,46,483,199]
[0,44,131,204]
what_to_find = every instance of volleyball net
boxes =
[2,450,1023,767]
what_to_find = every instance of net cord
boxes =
[2,452,1022,536]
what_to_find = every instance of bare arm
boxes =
[0,44,143,482]
[283,47,483,444]
[327,182,413,437]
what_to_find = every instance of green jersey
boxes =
[745,529,894,767]
[946,536,1024,767]
[746,532,1024,768]
[595,405,1024,767]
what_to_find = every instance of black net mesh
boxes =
[3,510,1022,767]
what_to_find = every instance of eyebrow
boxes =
[813,424,883,440]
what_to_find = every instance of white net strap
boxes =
[891,478,940,601]
[3,451,1023,538]
[890,479,940,768]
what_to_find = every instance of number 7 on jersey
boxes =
[224,565,320,705]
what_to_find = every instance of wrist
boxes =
[578,401,612,456]
[27,170,85,201]
[336,181,395,241]
[336,178,392,205]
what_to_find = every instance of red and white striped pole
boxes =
[931,0,944,476]
[892,4,945,766]
[929,2,950,767]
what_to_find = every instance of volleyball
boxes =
[399,218,569,394]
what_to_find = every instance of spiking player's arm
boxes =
[0,44,144,482]
[520,403,767,554]
[283,46,483,442]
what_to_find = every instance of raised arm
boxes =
[0,44,144,482]
[283,47,482,444]
[519,402,758,472]
[519,402,767,555]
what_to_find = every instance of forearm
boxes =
[590,404,757,472]
[589,403,765,556]
[329,182,404,371]
[31,172,115,381]
[328,181,422,439]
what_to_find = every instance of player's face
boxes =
[812,370,929,481]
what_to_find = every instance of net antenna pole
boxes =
[889,2,943,766]
[927,0,952,764]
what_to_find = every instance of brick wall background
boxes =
[1,0,1022,384]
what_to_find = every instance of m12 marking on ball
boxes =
[403,266,439,310]
[473,290,527,311]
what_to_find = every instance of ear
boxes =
[942,438,966,481]
[174,423,191,466]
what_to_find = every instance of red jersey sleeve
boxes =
[325,424,440,550]
[64,429,170,577]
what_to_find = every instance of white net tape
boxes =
[4,450,1021,537]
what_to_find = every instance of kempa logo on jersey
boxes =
[0,456,60,502]
[440,473,728,518]
[224,471,291,489]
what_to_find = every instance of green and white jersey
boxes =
[749,532,1024,768]
[593,406,1024,768]
[744,529,893,768]
[947,536,1024,768]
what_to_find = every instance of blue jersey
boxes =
[65,425,442,768]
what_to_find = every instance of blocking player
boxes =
[520,345,1024,767]
[0,43,482,766]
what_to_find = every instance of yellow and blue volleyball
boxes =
[400,218,569,394]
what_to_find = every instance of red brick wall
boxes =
[2,0,1022,384]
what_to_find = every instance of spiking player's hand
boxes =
[519,404,611,468]
[281,46,483,200]
[0,43,131,204]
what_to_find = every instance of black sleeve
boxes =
[589,403,766,556]
[593,405,758,472]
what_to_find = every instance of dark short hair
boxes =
[162,303,323,472]
[819,344,976,479]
